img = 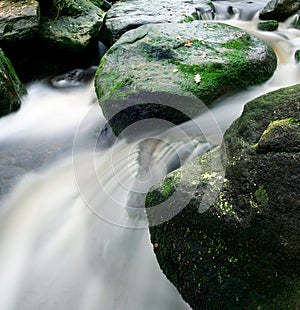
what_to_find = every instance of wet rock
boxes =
[0,142,69,198]
[95,21,276,136]
[259,0,300,22]
[0,0,39,43]
[50,66,97,88]
[145,84,300,309]
[295,49,300,62]
[0,48,26,117]
[39,0,105,54]
[99,0,209,45]
[257,20,279,31]
[255,118,300,153]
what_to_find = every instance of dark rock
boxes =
[0,0,39,43]
[0,0,105,82]
[259,0,300,22]
[95,21,277,136]
[49,66,97,88]
[39,0,105,54]
[295,49,300,62]
[145,84,300,309]
[257,20,279,31]
[0,48,26,117]
[255,118,300,153]
[90,0,112,11]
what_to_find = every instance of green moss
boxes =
[176,59,250,103]
[218,193,237,217]
[254,185,269,205]
[0,49,26,116]
[222,33,251,50]
[258,20,279,32]
[142,43,175,61]
[180,16,195,23]
[288,117,300,124]
[162,176,177,196]
[111,76,134,92]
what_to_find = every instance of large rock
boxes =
[259,0,300,22]
[39,0,105,53]
[100,0,210,45]
[145,85,300,309]
[95,21,276,136]
[0,48,26,117]
[0,0,39,43]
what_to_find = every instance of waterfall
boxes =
[195,5,215,21]
[0,4,300,310]
[212,0,269,21]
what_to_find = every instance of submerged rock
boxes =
[145,85,300,309]
[259,0,300,22]
[95,21,276,136]
[0,48,26,117]
[0,0,39,43]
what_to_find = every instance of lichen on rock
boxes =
[145,84,300,309]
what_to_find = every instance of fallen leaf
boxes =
[194,73,201,84]
[184,40,193,47]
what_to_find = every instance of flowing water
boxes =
[0,3,300,310]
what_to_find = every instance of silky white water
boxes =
[0,10,300,310]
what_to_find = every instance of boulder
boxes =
[39,0,105,54]
[259,0,300,22]
[145,85,300,309]
[0,0,39,43]
[0,48,26,117]
[95,21,276,136]
[295,49,300,62]
[99,0,210,45]
[257,20,279,31]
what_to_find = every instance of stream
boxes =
[0,2,299,309]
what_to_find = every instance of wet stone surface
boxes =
[0,142,67,199]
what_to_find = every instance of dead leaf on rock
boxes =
[184,40,193,47]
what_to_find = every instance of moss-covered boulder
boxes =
[259,0,300,22]
[145,84,300,309]
[95,21,276,136]
[0,0,39,43]
[257,20,279,31]
[0,48,26,117]
[39,0,105,54]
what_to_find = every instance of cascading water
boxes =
[211,0,268,21]
[0,3,300,310]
